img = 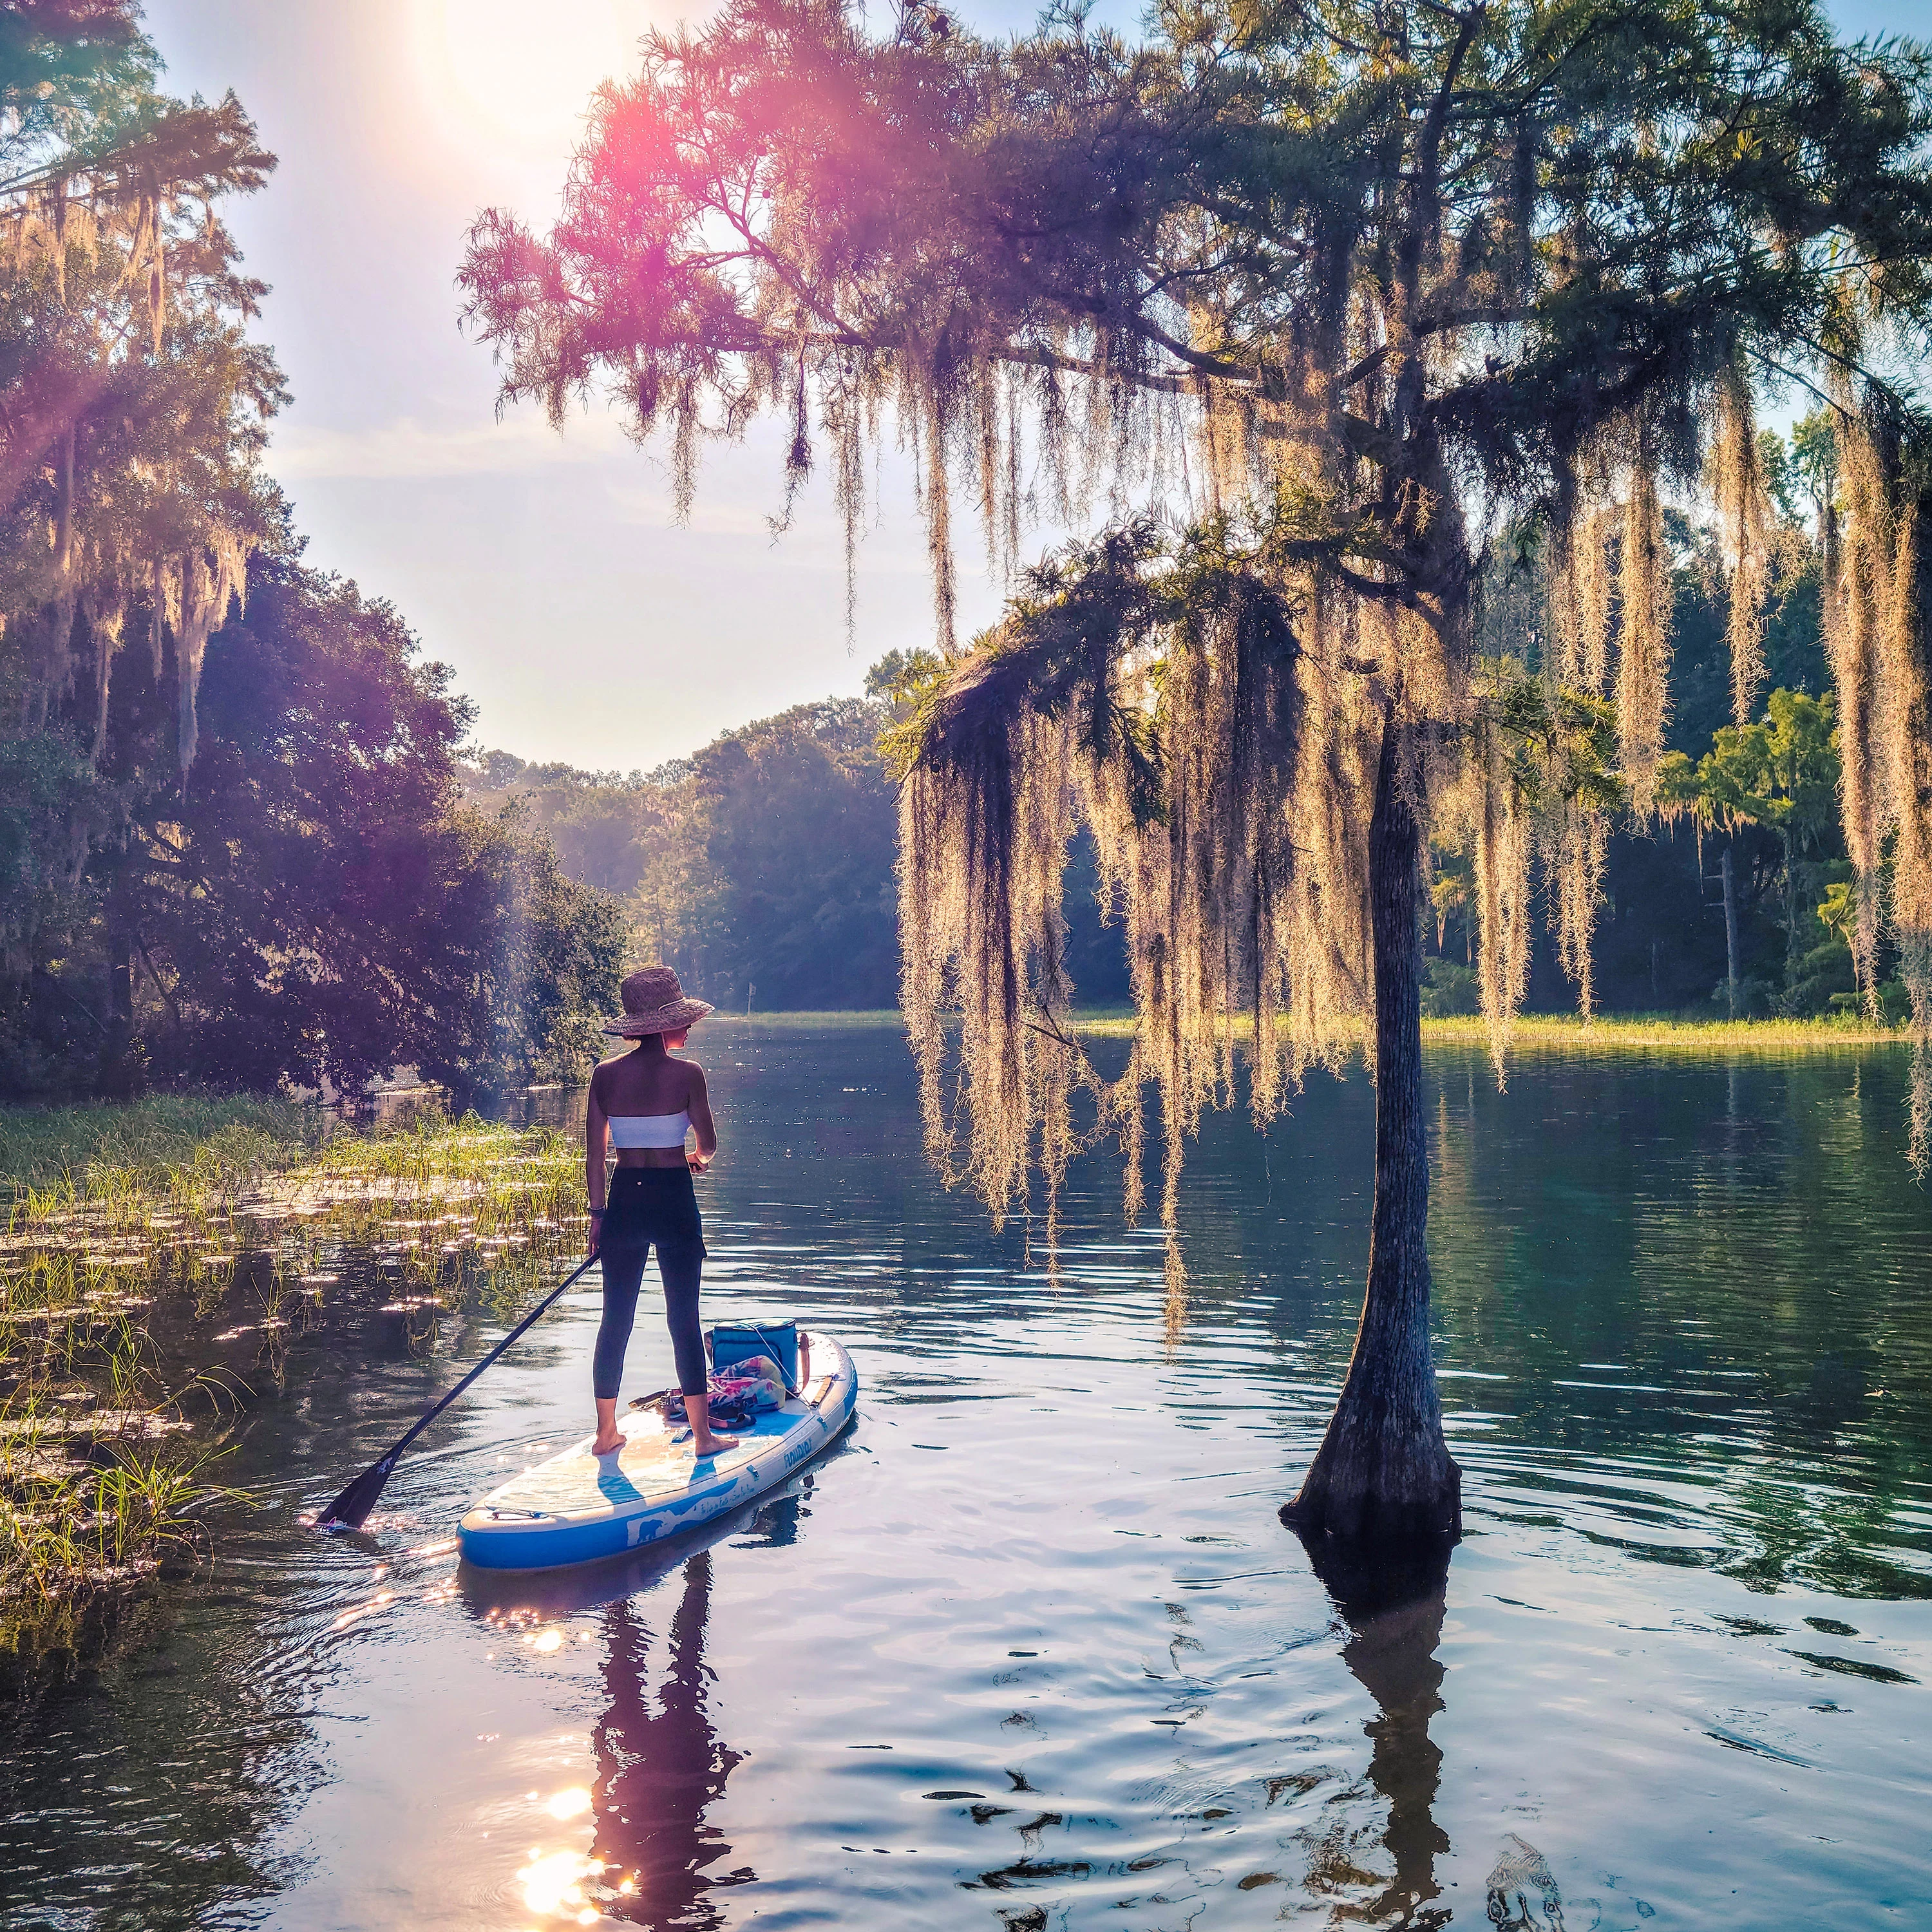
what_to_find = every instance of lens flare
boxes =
[422,0,655,166]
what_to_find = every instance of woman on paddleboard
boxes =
[585,965,736,1459]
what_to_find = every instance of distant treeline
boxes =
[1454,500,1859,1022]
[462,687,910,1013]
[462,500,1862,1026]
[0,547,626,1101]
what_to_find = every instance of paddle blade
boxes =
[315,1450,399,1531]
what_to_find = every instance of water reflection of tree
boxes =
[592,1551,752,1927]
[1296,1542,1452,1930]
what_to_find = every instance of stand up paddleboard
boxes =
[457,1331,857,1571]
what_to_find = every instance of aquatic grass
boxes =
[1,1102,582,1271]
[0,1443,227,1658]
[266,1111,583,1286]
[0,1096,591,1662]
[0,1337,235,1661]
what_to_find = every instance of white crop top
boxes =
[607,1110,690,1150]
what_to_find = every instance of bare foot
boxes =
[690,1432,739,1457]
[591,1429,625,1456]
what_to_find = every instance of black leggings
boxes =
[594,1168,708,1398]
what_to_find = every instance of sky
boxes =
[142,0,1920,773]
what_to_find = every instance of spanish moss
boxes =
[1714,368,1774,725]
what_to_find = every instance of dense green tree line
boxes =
[0,3,622,1099]
[463,694,905,1012]
[473,495,1862,1029]
[462,662,1137,1015]
[1428,459,1863,1021]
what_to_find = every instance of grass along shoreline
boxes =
[1063,1010,1909,1050]
[708,1007,1911,1048]
[0,1098,589,1669]
[0,1094,328,1202]
[1417,1012,1911,1052]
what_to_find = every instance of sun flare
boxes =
[417,0,659,165]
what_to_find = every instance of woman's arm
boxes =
[585,1071,609,1256]
[687,1065,717,1172]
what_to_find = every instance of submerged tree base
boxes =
[1280,1419,1463,1549]
[1279,1318,1464,1547]
[1279,1298,1463,1548]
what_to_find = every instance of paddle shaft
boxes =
[377,1254,600,1464]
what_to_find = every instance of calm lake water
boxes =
[6,1025,1932,1930]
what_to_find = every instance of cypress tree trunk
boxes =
[1282,718,1461,1548]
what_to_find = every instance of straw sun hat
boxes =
[602,964,715,1039]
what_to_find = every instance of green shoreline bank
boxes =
[709,1009,1911,1050]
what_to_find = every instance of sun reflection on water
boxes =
[517,1840,612,1924]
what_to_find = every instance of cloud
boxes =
[604,484,796,541]
[270,407,946,579]
[271,409,631,480]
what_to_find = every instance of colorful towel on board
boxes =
[708,1356,784,1412]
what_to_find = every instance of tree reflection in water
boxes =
[592,1549,752,1927]
[1293,1535,1453,1929]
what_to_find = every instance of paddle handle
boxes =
[381,1254,600,1463]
